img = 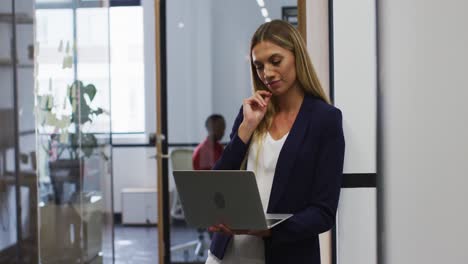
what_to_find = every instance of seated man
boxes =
[192,114,226,170]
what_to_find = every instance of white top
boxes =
[206,132,289,264]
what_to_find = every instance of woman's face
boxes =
[251,41,298,96]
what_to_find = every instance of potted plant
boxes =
[37,80,107,203]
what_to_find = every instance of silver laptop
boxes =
[173,170,292,230]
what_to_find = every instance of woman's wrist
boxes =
[238,121,255,143]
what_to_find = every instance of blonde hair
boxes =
[243,20,330,170]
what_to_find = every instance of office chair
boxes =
[169,148,207,260]
[169,149,192,221]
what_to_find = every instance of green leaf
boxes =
[84,84,97,102]
[79,97,93,125]
[94,107,104,116]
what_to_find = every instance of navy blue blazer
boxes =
[210,95,345,264]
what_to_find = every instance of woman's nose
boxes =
[263,66,275,80]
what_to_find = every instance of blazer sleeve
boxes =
[212,107,250,170]
[270,108,345,245]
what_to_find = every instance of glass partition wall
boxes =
[1,0,38,262]
[35,0,113,263]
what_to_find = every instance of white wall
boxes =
[112,147,156,212]
[166,0,213,144]
[143,0,157,135]
[337,189,376,263]
[379,0,468,263]
[334,0,376,175]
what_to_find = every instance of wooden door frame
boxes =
[154,0,170,264]
[298,1,337,264]
[298,0,307,41]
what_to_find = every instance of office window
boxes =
[109,6,145,133]
[36,6,145,135]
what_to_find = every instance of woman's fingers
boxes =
[209,224,250,235]
[263,93,271,104]
[218,224,250,235]
[208,225,228,234]
[247,229,271,237]
[256,90,272,97]
[253,90,272,107]
[245,92,271,109]
[217,224,234,235]
[208,225,220,232]
[245,97,265,109]
[253,93,267,107]
[218,224,231,235]
[239,90,272,136]
[232,229,250,235]
[209,225,270,237]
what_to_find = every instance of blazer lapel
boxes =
[267,97,312,212]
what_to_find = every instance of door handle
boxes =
[149,133,169,159]
[149,153,170,159]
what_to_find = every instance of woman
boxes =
[206,20,345,264]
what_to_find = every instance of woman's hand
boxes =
[247,229,271,238]
[208,224,248,235]
[238,90,272,143]
[208,224,271,238]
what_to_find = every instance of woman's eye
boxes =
[272,60,281,66]
[255,65,264,70]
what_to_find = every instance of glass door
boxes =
[1,0,38,262]
[34,0,114,263]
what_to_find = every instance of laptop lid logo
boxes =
[213,192,226,209]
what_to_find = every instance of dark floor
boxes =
[111,223,210,264]
[0,223,208,263]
